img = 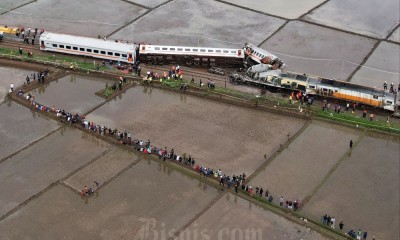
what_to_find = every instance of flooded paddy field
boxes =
[111,0,285,48]
[87,86,306,176]
[64,147,138,192]
[29,74,111,114]
[301,134,400,240]
[0,127,110,217]
[223,0,325,19]
[303,0,399,38]
[126,0,169,8]
[249,121,361,202]
[0,101,59,161]
[262,21,376,80]
[0,160,220,239]
[389,27,400,43]
[0,0,32,14]
[0,66,33,103]
[0,0,147,37]
[350,41,400,88]
[177,192,327,240]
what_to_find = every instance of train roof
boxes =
[40,32,136,52]
[140,44,243,58]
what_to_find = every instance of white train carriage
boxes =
[139,44,244,67]
[244,43,285,70]
[39,32,136,63]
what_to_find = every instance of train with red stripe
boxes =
[38,32,283,69]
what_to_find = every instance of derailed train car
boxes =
[230,69,398,113]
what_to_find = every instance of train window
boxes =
[93,50,99,53]
[155,47,160,50]
[87,49,92,52]
[122,54,127,58]
[73,47,78,50]
[373,95,378,99]
[309,85,316,89]
[66,46,71,49]
[185,49,190,51]
[101,51,106,54]
[200,49,206,52]
[115,53,120,57]
[223,50,229,53]
[52,44,58,47]
[170,48,175,50]
[231,51,235,53]
[216,50,221,53]
[386,101,393,104]
[193,49,198,52]
[59,45,64,48]
[80,48,85,51]
[177,48,183,51]
[208,50,213,52]
[107,52,113,56]
[162,47,168,50]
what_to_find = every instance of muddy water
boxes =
[0,160,219,239]
[0,127,110,217]
[226,0,325,19]
[0,66,33,103]
[111,0,285,48]
[262,21,376,80]
[389,27,400,43]
[304,0,399,38]
[0,101,59,160]
[0,0,147,37]
[29,75,110,114]
[178,192,328,239]
[88,85,306,176]
[250,121,361,202]
[302,134,400,240]
[351,41,400,88]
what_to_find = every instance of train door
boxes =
[128,53,133,63]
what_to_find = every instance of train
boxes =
[230,69,397,113]
[34,31,397,115]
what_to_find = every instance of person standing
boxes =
[279,196,284,207]
[330,217,335,229]
[10,83,14,92]
[357,229,362,240]
[350,140,353,148]
[363,231,368,240]
[339,221,344,230]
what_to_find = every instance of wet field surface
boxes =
[0,0,147,37]
[301,134,400,240]
[0,66,33,103]
[177,192,328,240]
[0,160,220,239]
[64,147,138,192]
[350,41,400,88]
[249,121,361,202]
[0,101,59,161]
[126,0,169,8]
[389,27,400,43]
[111,0,285,48]
[0,127,109,217]
[29,74,110,114]
[223,0,324,19]
[262,21,376,80]
[87,85,306,176]
[303,0,400,38]
[0,0,31,14]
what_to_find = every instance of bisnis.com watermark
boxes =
[138,218,263,240]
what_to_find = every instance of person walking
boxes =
[350,139,353,148]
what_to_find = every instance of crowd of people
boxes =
[11,70,370,239]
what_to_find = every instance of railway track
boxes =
[142,64,231,84]
[0,38,40,52]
